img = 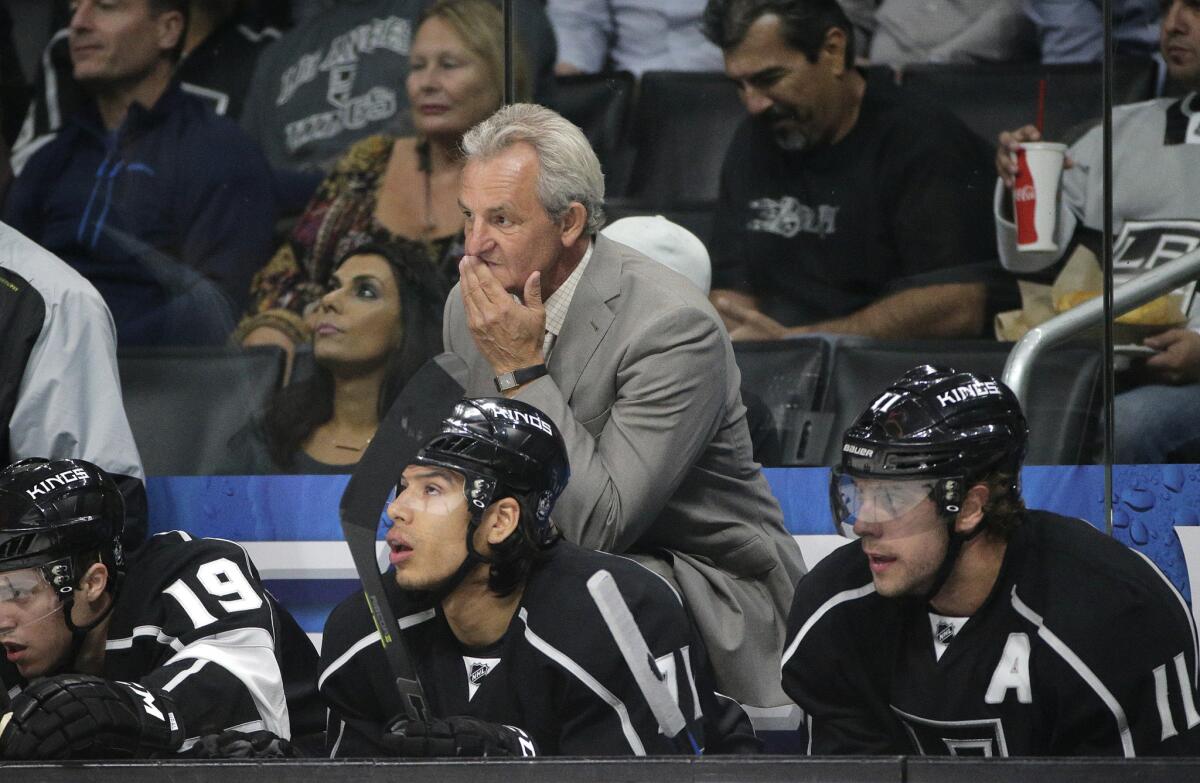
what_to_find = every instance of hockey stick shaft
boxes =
[340,353,465,722]
[586,570,702,755]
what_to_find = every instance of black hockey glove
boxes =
[182,729,296,759]
[382,715,538,757]
[0,674,185,759]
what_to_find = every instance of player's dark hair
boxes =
[263,239,447,470]
[702,0,854,68]
[977,470,1026,541]
[485,491,559,597]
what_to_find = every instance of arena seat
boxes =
[816,338,1103,466]
[899,57,1160,145]
[733,337,833,466]
[117,345,286,476]
[553,71,636,194]
[622,70,744,204]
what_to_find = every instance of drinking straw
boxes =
[1036,78,1046,135]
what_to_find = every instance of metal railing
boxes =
[1002,247,1200,406]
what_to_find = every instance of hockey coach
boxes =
[782,365,1200,756]
[319,397,755,756]
[0,457,320,759]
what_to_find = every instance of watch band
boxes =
[494,363,548,392]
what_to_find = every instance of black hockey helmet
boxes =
[416,397,570,547]
[0,458,125,595]
[832,365,1028,598]
[841,364,1027,482]
[835,364,1027,521]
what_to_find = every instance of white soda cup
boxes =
[1012,141,1066,253]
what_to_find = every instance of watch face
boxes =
[495,365,546,392]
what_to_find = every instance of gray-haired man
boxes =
[444,103,806,714]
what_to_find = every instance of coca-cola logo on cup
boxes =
[1014,148,1039,245]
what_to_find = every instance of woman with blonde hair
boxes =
[237,0,530,357]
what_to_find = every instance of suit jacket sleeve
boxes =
[520,304,728,552]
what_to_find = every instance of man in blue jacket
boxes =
[2,0,276,346]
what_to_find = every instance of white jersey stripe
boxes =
[1009,586,1136,757]
[105,624,185,652]
[330,719,347,758]
[317,609,437,692]
[518,607,646,755]
[781,582,876,670]
[1133,549,1199,683]
[318,632,382,693]
[161,658,209,692]
[165,626,290,740]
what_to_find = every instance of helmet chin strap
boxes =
[923,514,986,606]
[41,590,116,678]
[426,520,493,606]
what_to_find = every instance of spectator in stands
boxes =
[0,220,146,550]
[864,0,1034,66]
[238,0,527,361]
[2,0,277,347]
[547,0,724,77]
[995,0,1200,462]
[445,102,806,712]
[1026,0,1161,63]
[240,0,556,177]
[10,0,281,176]
[702,0,998,342]
[228,240,444,474]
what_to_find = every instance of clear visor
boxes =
[0,568,65,638]
[831,470,943,538]
[391,467,470,518]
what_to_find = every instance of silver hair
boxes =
[461,103,605,234]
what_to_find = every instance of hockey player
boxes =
[319,397,755,756]
[0,457,320,759]
[783,365,1200,756]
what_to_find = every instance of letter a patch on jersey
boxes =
[985,633,1033,705]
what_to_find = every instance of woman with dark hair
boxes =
[228,238,446,473]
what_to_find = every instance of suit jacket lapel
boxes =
[547,237,621,404]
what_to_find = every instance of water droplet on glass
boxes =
[1131,518,1150,545]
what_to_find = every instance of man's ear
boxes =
[155,9,186,55]
[482,497,521,547]
[79,562,110,604]
[954,483,990,537]
[559,202,588,247]
[821,26,848,76]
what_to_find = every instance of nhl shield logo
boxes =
[469,661,492,685]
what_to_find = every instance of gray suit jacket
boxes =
[444,235,806,708]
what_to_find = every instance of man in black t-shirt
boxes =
[701,0,998,340]
[784,365,1200,756]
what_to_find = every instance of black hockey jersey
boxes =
[319,541,755,756]
[782,511,1200,756]
[0,531,320,749]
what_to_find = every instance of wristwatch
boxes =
[494,363,548,392]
